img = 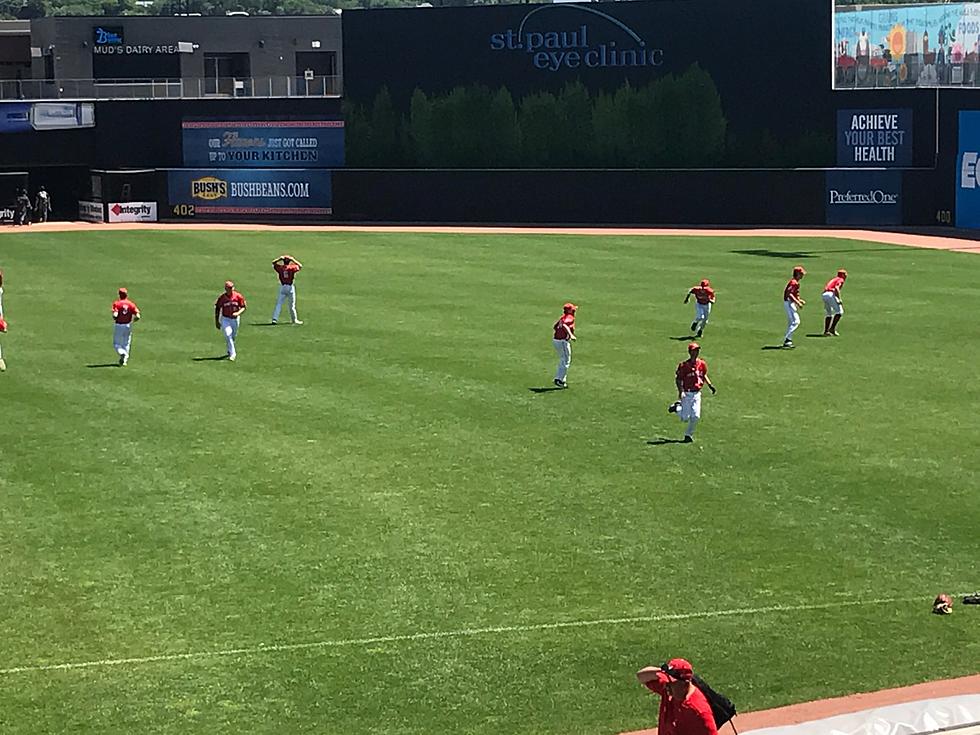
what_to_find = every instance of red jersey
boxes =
[783,279,801,302]
[215,291,247,318]
[553,314,575,340]
[676,358,708,392]
[643,673,719,735]
[824,276,845,293]
[275,262,301,285]
[112,298,139,324]
[688,286,715,305]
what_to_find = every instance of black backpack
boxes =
[662,664,738,732]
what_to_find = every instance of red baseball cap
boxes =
[118,287,128,297]
[793,265,807,276]
[224,280,235,289]
[700,279,710,287]
[688,342,701,352]
[0,317,7,332]
[563,302,578,313]
[665,658,694,681]
[837,269,848,277]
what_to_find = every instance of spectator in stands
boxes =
[636,658,718,735]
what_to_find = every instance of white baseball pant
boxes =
[220,316,240,358]
[113,323,133,359]
[553,338,571,382]
[0,286,4,317]
[784,301,800,342]
[678,390,701,436]
[272,283,298,323]
[694,301,711,329]
[822,291,843,316]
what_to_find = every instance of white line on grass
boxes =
[0,595,930,676]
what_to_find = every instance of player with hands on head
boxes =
[215,280,247,361]
[684,278,715,338]
[552,302,577,389]
[782,265,806,349]
[111,287,141,366]
[271,254,303,325]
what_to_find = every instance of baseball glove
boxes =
[933,593,953,615]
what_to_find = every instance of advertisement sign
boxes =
[826,170,903,225]
[834,2,980,89]
[837,109,912,166]
[182,120,345,168]
[93,26,124,45]
[956,110,980,228]
[166,169,332,216]
[0,206,15,224]
[79,200,104,223]
[0,102,95,133]
[108,201,157,223]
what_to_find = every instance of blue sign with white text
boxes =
[167,168,332,216]
[837,109,912,167]
[182,120,344,168]
[826,170,902,225]
[956,111,980,228]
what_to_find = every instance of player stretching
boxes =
[684,279,715,338]
[111,287,141,366]
[215,280,247,361]
[821,269,847,336]
[552,302,577,389]
[782,266,806,349]
[271,254,304,325]
[669,342,716,443]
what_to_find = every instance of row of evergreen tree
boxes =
[344,65,833,169]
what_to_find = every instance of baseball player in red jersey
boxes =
[552,302,577,388]
[669,342,716,442]
[111,287,141,366]
[684,279,715,338]
[214,280,247,361]
[821,269,847,336]
[782,265,806,348]
[0,316,7,371]
[636,658,719,735]
[271,254,304,325]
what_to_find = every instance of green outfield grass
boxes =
[0,229,977,735]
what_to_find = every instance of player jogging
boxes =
[215,280,247,361]
[782,265,806,348]
[271,254,304,325]
[111,287,141,366]
[0,316,7,371]
[684,278,715,338]
[552,302,577,389]
[669,342,716,443]
[821,269,847,336]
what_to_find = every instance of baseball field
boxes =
[0,227,978,734]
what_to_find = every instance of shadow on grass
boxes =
[732,249,816,259]
[670,335,697,341]
[646,438,688,445]
[529,386,564,394]
[86,363,119,368]
[251,322,278,327]
[761,345,789,351]
[193,355,229,362]
[805,333,828,338]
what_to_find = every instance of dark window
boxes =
[43,53,54,81]
[203,52,250,95]
[92,52,180,81]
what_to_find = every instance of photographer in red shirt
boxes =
[637,658,718,735]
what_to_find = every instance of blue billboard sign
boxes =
[182,120,344,168]
[837,109,912,166]
[956,111,980,228]
[167,168,333,216]
[826,170,903,225]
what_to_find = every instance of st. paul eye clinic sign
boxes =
[837,109,912,166]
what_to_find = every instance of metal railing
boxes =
[834,54,980,89]
[0,75,342,100]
